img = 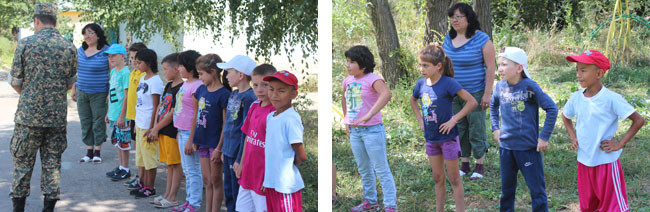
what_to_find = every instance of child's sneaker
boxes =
[127,180,141,190]
[351,200,380,212]
[106,166,120,177]
[124,177,139,186]
[92,156,102,164]
[134,187,156,199]
[128,183,143,194]
[470,164,485,180]
[111,169,131,181]
[385,207,397,212]
[79,156,91,163]
[180,204,198,212]
[172,202,189,212]
[459,162,470,177]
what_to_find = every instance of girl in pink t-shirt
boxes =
[342,45,397,212]
[235,64,277,211]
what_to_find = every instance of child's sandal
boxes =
[154,198,179,208]
[149,195,164,204]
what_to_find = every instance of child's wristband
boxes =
[451,116,457,124]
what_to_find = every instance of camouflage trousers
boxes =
[9,123,67,200]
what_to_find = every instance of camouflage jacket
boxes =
[10,27,77,127]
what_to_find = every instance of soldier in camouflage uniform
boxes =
[8,3,77,212]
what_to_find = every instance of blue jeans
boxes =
[178,130,203,208]
[349,124,397,208]
[223,155,240,212]
[500,148,548,212]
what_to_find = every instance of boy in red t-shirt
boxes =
[235,64,278,211]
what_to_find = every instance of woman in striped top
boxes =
[71,23,110,163]
[442,3,496,181]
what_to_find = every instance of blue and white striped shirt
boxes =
[76,45,109,94]
[443,30,490,93]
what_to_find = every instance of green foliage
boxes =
[0,36,16,66]
[297,108,318,211]
[71,0,317,62]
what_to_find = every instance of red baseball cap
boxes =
[566,50,611,73]
[263,70,299,90]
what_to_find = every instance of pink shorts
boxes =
[577,159,629,212]
[265,188,302,212]
[197,146,216,158]
[425,137,461,160]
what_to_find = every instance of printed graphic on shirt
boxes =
[227,94,242,121]
[174,87,185,120]
[498,86,534,113]
[245,129,265,148]
[136,82,149,107]
[345,82,363,120]
[421,92,439,123]
[196,97,209,128]
[158,93,173,122]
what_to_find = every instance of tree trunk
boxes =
[366,0,405,87]
[473,0,493,39]
[424,0,453,45]
[12,27,20,41]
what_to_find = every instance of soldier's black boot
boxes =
[12,197,26,212]
[42,198,57,212]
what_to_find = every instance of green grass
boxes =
[333,31,650,211]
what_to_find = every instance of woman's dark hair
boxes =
[344,45,376,74]
[196,53,231,91]
[128,42,147,52]
[420,45,454,77]
[447,3,481,39]
[135,49,158,73]
[178,50,201,79]
[81,23,108,50]
[33,14,56,25]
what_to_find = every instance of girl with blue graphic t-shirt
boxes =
[410,45,477,212]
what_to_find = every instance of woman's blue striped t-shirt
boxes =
[76,45,109,94]
[442,30,490,93]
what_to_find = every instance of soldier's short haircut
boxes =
[33,14,56,26]
[128,42,147,52]
[252,64,277,76]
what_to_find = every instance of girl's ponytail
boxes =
[419,45,454,77]
[196,53,232,91]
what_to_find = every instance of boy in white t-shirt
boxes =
[261,70,307,212]
[562,50,645,212]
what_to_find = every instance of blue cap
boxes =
[103,44,127,57]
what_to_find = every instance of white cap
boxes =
[498,47,530,79]
[216,55,257,76]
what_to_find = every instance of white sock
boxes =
[120,166,130,172]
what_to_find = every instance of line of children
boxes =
[490,47,557,211]
[97,46,310,211]
[339,42,646,212]
[410,44,477,212]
